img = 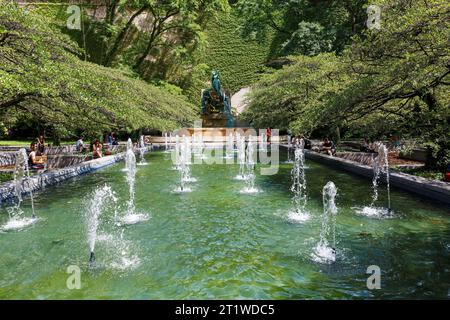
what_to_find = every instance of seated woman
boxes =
[28,142,47,170]
[321,138,336,156]
[92,140,103,159]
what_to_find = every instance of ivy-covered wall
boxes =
[201,11,273,95]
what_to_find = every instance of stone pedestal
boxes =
[201,113,230,128]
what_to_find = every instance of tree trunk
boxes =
[420,90,440,168]
[133,20,161,71]
[106,0,120,25]
[103,6,147,67]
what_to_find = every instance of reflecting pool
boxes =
[0,150,449,299]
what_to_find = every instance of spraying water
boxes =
[138,136,148,166]
[164,133,169,151]
[288,143,310,223]
[236,135,247,180]
[193,133,204,158]
[234,132,240,151]
[372,143,391,209]
[126,139,136,215]
[285,135,293,164]
[225,133,234,159]
[312,181,338,264]
[86,184,117,264]
[119,139,149,225]
[355,142,393,218]
[1,149,38,231]
[260,132,267,152]
[241,137,258,193]
[183,136,195,182]
[172,135,181,170]
[175,135,195,193]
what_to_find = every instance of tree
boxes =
[99,0,230,71]
[235,0,368,56]
[330,0,450,169]
[0,3,198,139]
[241,53,352,133]
[243,0,449,170]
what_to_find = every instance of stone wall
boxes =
[0,152,16,167]
[400,149,428,162]
[336,152,376,166]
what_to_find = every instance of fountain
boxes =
[192,133,201,157]
[225,133,234,159]
[164,133,169,151]
[137,135,148,166]
[184,136,196,181]
[260,132,267,152]
[287,143,310,223]
[86,184,116,265]
[285,135,293,164]
[235,135,247,180]
[241,137,258,194]
[234,132,240,152]
[172,135,181,170]
[312,181,338,264]
[175,136,195,192]
[1,149,38,231]
[119,139,149,225]
[356,142,393,218]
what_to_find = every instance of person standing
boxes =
[266,127,272,143]
[107,132,114,146]
[76,137,85,152]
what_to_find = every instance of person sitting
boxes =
[76,137,85,153]
[92,140,103,159]
[321,138,336,156]
[28,142,47,169]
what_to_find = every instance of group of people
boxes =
[289,135,336,156]
[106,132,119,146]
[76,132,122,159]
[76,137,104,158]
[320,138,337,156]
[360,138,376,153]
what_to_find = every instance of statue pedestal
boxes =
[202,113,230,128]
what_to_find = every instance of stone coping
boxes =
[0,147,150,205]
[284,146,450,205]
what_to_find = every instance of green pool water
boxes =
[0,150,449,299]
